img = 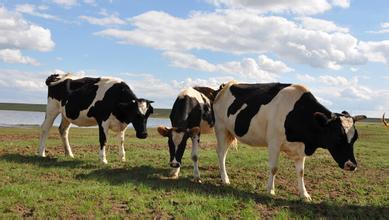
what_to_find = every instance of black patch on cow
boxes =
[228,83,291,137]
[284,92,332,155]
[170,95,202,129]
[88,82,137,124]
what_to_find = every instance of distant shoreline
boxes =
[0,103,171,119]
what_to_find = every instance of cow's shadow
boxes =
[0,153,97,169]
[76,165,387,219]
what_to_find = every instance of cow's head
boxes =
[120,99,154,139]
[314,111,366,171]
[157,126,200,168]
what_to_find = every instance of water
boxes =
[0,110,170,128]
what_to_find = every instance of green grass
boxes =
[0,123,388,218]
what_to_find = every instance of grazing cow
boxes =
[157,87,217,182]
[213,81,366,200]
[382,113,389,127]
[38,73,154,164]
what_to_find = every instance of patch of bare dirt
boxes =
[9,204,34,218]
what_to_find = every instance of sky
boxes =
[0,0,388,117]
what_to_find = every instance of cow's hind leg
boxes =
[38,100,60,157]
[59,117,74,158]
[98,122,109,164]
[215,128,232,184]
[295,156,311,201]
[118,129,126,162]
[267,140,281,195]
[191,134,201,183]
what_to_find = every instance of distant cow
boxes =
[157,87,217,182]
[382,113,389,127]
[38,73,154,163]
[212,81,366,200]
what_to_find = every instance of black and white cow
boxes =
[157,87,217,182]
[38,73,154,163]
[213,81,366,200]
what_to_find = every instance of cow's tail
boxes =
[45,73,73,86]
[383,113,389,128]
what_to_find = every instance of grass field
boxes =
[0,123,387,219]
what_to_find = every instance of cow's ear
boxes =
[314,112,331,127]
[187,127,200,137]
[353,115,367,122]
[157,126,171,137]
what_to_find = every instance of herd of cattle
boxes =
[39,73,374,201]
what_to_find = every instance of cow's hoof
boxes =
[268,189,276,195]
[301,194,312,202]
[66,153,74,158]
[222,179,230,185]
[192,177,202,183]
[101,159,108,164]
[120,157,126,162]
[39,153,46,157]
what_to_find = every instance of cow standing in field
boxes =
[212,81,366,200]
[39,73,154,164]
[157,87,217,182]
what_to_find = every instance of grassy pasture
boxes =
[0,123,387,219]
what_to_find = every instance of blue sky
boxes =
[0,0,388,117]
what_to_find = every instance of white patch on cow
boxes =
[340,116,355,143]
[138,101,148,115]
[47,73,83,86]
[172,130,185,151]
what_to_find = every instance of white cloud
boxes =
[207,0,349,15]
[0,49,39,65]
[164,51,292,81]
[15,4,59,21]
[96,10,370,69]
[52,0,78,8]
[296,73,316,82]
[0,7,55,52]
[359,41,389,64]
[296,17,349,33]
[79,13,126,26]
[0,69,46,92]
[367,22,389,34]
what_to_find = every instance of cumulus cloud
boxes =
[0,7,55,52]
[206,0,349,15]
[164,51,292,81]
[96,10,370,69]
[296,17,349,33]
[359,41,389,64]
[52,0,78,8]
[0,49,39,65]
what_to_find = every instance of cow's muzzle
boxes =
[136,132,148,139]
[343,160,357,171]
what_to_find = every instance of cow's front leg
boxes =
[267,141,280,195]
[191,134,201,183]
[59,117,74,158]
[98,123,109,164]
[295,157,311,201]
[118,130,126,162]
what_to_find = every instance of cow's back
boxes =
[213,82,308,146]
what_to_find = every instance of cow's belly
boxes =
[61,108,97,127]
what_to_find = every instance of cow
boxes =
[212,81,366,201]
[382,113,389,127]
[38,73,154,164]
[157,87,218,182]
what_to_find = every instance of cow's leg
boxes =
[118,129,126,162]
[98,122,109,164]
[58,117,74,158]
[215,128,230,184]
[38,100,60,157]
[267,140,281,195]
[295,156,311,201]
[191,134,201,183]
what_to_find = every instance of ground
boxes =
[0,123,388,219]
